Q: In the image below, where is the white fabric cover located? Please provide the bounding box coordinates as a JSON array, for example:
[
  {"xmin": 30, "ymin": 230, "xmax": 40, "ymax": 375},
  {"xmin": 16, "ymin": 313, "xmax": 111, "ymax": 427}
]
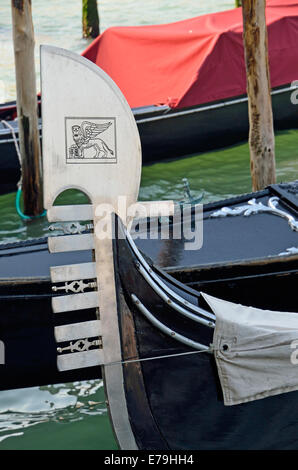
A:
[{"xmin": 202, "ymin": 292, "xmax": 298, "ymax": 406}]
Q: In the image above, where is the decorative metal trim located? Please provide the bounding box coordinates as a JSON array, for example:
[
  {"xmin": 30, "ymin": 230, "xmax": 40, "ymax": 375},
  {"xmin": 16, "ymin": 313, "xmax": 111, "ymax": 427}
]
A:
[
  {"xmin": 278, "ymin": 247, "xmax": 298, "ymax": 257},
  {"xmin": 125, "ymin": 228, "xmax": 216, "ymax": 321},
  {"xmin": 52, "ymin": 279, "xmax": 97, "ymax": 293},
  {"xmin": 131, "ymin": 294, "xmax": 210, "ymax": 352},
  {"xmin": 211, "ymin": 196, "xmax": 298, "ymax": 232},
  {"xmin": 49, "ymin": 221, "xmax": 93, "ymax": 234},
  {"xmin": 135, "ymin": 261, "xmax": 215, "ymax": 328},
  {"xmin": 57, "ymin": 338, "xmax": 100, "ymax": 354}
]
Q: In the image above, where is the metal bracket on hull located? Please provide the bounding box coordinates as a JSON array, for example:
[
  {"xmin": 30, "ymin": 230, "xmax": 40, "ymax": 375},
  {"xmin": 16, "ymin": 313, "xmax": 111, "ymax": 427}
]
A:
[
  {"xmin": 278, "ymin": 247, "xmax": 298, "ymax": 256},
  {"xmin": 131, "ymin": 294, "xmax": 211, "ymax": 351},
  {"xmin": 211, "ymin": 196, "xmax": 298, "ymax": 232},
  {"xmin": 125, "ymin": 227, "xmax": 216, "ymax": 324}
]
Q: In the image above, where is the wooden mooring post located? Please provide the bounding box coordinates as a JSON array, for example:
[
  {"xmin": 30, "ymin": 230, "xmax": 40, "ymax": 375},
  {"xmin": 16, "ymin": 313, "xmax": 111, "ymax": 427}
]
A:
[
  {"xmin": 242, "ymin": 0, "xmax": 276, "ymax": 191},
  {"xmin": 82, "ymin": 0, "xmax": 100, "ymax": 38},
  {"xmin": 11, "ymin": 0, "xmax": 43, "ymax": 217}
]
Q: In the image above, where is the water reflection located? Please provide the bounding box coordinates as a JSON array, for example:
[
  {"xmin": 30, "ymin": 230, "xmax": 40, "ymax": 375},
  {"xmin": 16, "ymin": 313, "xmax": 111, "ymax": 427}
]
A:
[{"xmin": 0, "ymin": 381, "xmax": 105, "ymax": 443}]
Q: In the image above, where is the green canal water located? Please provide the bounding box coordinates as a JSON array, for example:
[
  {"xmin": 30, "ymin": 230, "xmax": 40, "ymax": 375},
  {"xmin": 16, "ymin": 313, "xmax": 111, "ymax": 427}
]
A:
[
  {"xmin": 0, "ymin": 0, "xmax": 235, "ymax": 102},
  {"xmin": 0, "ymin": 130, "xmax": 297, "ymax": 449},
  {"xmin": 1, "ymin": 129, "xmax": 298, "ymax": 244}
]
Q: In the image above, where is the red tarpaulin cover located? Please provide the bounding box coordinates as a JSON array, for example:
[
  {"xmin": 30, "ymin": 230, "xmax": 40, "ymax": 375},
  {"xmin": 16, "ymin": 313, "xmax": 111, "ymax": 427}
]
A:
[{"xmin": 82, "ymin": 1, "xmax": 298, "ymax": 109}]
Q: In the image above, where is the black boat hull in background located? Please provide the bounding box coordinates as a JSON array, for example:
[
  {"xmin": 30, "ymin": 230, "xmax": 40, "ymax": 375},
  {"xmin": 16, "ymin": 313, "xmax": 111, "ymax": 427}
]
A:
[
  {"xmin": 0, "ymin": 277, "xmax": 102, "ymax": 390},
  {"xmin": 0, "ymin": 85, "xmax": 297, "ymax": 195}
]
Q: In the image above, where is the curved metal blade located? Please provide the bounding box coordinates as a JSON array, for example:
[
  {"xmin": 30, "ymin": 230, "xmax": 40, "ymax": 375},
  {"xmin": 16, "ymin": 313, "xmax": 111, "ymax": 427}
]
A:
[
  {"xmin": 41, "ymin": 45, "xmax": 141, "ymax": 449},
  {"xmin": 41, "ymin": 45, "xmax": 141, "ymax": 208}
]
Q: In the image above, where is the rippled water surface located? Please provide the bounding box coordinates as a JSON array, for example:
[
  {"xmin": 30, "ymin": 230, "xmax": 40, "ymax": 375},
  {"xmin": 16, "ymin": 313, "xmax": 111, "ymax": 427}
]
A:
[
  {"xmin": 0, "ymin": 381, "xmax": 117, "ymax": 449},
  {"xmin": 1, "ymin": 128, "xmax": 298, "ymax": 245},
  {"xmin": 0, "ymin": 0, "xmax": 234, "ymax": 102}
]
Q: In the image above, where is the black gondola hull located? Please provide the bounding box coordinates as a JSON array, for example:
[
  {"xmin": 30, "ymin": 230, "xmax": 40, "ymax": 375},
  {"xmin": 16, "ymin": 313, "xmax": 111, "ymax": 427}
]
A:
[
  {"xmin": 0, "ymin": 182, "xmax": 297, "ymax": 393},
  {"xmin": 111, "ymin": 215, "xmax": 298, "ymax": 450}
]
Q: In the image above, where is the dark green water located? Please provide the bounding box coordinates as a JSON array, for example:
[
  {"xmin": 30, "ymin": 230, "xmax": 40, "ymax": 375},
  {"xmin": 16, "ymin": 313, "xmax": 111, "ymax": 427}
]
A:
[
  {"xmin": 0, "ymin": 131, "xmax": 297, "ymax": 449},
  {"xmin": 1, "ymin": 129, "xmax": 298, "ymax": 245}
]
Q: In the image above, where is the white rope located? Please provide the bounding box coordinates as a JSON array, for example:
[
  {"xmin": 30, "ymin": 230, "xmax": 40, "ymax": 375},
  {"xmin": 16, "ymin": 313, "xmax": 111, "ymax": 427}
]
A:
[
  {"xmin": 104, "ymin": 345, "xmax": 214, "ymax": 367},
  {"xmin": 1, "ymin": 119, "xmax": 22, "ymax": 188}
]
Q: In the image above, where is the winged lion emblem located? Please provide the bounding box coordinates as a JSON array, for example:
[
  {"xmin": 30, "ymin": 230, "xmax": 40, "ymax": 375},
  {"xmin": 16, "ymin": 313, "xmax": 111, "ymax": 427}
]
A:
[{"xmin": 68, "ymin": 120, "xmax": 114, "ymax": 159}]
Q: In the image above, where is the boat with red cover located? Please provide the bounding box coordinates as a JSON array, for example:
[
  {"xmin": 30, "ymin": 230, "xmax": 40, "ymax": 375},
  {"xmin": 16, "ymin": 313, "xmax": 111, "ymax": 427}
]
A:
[{"xmin": 1, "ymin": 0, "xmax": 298, "ymax": 194}]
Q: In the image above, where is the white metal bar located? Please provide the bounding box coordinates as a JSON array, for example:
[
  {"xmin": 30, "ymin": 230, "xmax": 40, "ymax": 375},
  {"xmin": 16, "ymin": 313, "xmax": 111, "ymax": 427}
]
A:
[
  {"xmin": 50, "ymin": 262, "xmax": 96, "ymax": 283},
  {"xmin": 131, "ymin": 295, "xmax": 210, "ymax": 352},
  {"xmin": 47, "ymin": 204, "xmax": 93, "ymax": 222},
  {"xmin": 52, "ymin": 291, "xmax": 99, "ymax": 313},
  {"xmin": 48, "ymin": 233, "xmax": 94, "ymax": 253},
  {"xmin": 57, "ymin": 349, "xmax": 104, "ymax": 371},
  {"xmin": 54, "ymin": 319, "xmax": 101, "ymax": 342},
  {"xmin": 125, "ymin": 229, "xmax": 216, "ymax": 321},
  {"xmin": 137, "ymin": 263, "xmax": 214, "ymax": 328}
]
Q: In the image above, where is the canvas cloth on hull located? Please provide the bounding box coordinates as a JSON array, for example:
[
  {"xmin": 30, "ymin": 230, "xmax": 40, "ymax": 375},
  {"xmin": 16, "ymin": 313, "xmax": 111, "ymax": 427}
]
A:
[{"xmin": 202, "ymin": 293, "xmax": 298, "ymax": 406}]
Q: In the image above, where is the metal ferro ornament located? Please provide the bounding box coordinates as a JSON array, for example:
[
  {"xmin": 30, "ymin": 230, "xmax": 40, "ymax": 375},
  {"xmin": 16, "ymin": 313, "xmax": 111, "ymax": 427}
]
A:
[{"xmin": 211, "ymin": 197, "xmax": 298, "ymax": 232}]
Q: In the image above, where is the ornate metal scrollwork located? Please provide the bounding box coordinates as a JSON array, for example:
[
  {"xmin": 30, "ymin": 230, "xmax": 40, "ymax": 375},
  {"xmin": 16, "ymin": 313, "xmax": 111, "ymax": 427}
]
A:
[
  {"xmin": 278, "ymin": 247, "xmax": 298, "ymax": 257},
  {"xmin": 52, "ymin": 279, "xmax": 97, "ymax": 293},
  {"xmin": 57, "ymin": 338, "xmax": 100, "ymax": 354},
  {"xmin": 211, "ymin": 197, "xmax": 298, "ymax": 232},
  {"xmin": 48, "ymin": 221, "xmax": 94, "ymax": 234}
]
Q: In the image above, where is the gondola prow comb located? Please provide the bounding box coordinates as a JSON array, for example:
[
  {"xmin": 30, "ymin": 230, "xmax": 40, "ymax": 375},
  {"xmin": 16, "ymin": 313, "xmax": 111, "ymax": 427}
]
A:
[{"xmin": 41, "ymin": 45, "xmax": 142, "ymax": 449}]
